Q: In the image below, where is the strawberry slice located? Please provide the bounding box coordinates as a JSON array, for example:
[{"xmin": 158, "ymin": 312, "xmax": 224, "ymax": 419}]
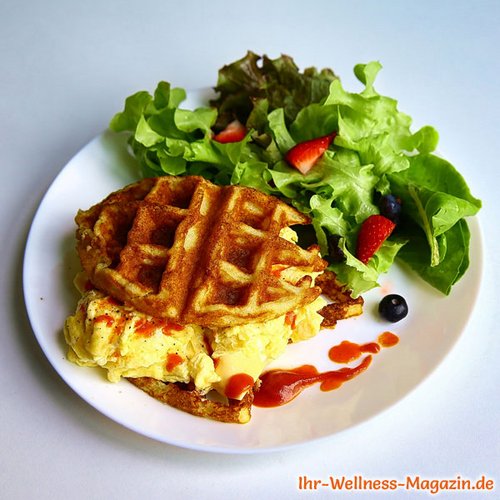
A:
[
  {"xmin": 285, "ymin": 132, "xmax": 336, "ymax": 174},
  {"xmin": 356, "ymin": 215, "xmax": 396, "ymax": 264},
  {"xmin": 213, "ymin": 120, "xmax": 247, "ymax": 143}
]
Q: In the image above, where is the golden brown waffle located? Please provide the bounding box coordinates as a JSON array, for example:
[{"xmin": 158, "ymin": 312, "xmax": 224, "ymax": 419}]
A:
[
  {"xmin": 316, "ymin": 271, "xmax": 364, "ymax": 328},
  {"xmin": 76, "ymin": 176, "xmax": 326, "ymax": 327},
  {"xmin": 128, "ymin": 378, "xmax": 253, "ymax": 424}
]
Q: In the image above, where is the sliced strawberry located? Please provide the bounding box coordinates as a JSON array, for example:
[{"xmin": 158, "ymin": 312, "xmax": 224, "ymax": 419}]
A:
[
  {"xmin": 213, "ymin": 120, "xmax": 247, "ymax": 143},
  {"xmin": 356, "ymin": 215, "xmax": 396, "ymax": 264},
  {"xmin": 285, "ymin": 132, "xmax": 336, "ymax": 174}
]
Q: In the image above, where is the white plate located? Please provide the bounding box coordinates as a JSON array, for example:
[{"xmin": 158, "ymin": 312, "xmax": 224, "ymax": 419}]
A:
[{"xmin": 23, "ymin": 91, "xmax": 483, "ymax": 453}]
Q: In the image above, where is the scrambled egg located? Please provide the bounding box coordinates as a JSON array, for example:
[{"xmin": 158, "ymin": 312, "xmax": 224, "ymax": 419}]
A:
[
  {"xmin": 64, "ymin": 291, "xmax": 326, "ymax": 399},
  {"xmin": 64, "ymin": 290, "xmax": 219, "ymax": 392},
  {"xmin": 64, "ymin": 228, "xmax": 326, "ymax": 399}
]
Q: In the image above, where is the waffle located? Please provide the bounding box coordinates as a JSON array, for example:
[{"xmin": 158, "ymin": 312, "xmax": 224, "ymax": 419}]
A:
[
  {"xmin": 316, "ymin": 271, "xmax": 364, "ymax": 328},
  {"xmin": 128, "ymin": 378, "xmax": 254, "ymax": 424},
  {"xmin": 75, "ymin": 176, "xmax": 326, "ymax": 327}
]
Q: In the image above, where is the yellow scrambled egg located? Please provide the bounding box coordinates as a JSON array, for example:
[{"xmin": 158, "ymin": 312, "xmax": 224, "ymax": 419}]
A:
[
  {"xmin": 64, "ymin": 291, "xmax": 325, "ymax": 399},
  {"xmin": 64, "ymin": 228, "xmax": 326, "ymax": 399},
  {"xmin": 64, "ymin": 290, "xmax": 219, "ymax": 391}
]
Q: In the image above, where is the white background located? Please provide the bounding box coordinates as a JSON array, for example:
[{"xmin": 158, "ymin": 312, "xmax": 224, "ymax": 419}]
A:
[{"xmin": 1, "ymin": 1, "xmax": 499, "ymax": 498}]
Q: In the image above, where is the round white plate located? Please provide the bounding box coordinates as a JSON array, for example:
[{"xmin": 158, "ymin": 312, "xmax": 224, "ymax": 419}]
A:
[{"xmin": 23, "ymin": 91, "xmax": 483, "ymax": 453}]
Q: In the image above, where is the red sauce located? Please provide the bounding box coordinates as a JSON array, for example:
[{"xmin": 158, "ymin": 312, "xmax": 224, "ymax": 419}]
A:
[
  {"xmin": 378, "ymin": 331, "xmax": 399, "ymax": 347},
  {"xmin": 163, "ymin": 322, "xmax": 184, "ymax": 335},
  {"xmin": 328, "ymin": 340, "xmax": 380, "ymax": 363},
  {"xmin": 285, "ymin": 311, "xmax": 297, "ymax": 329},
  {"xmin": 166, "ymin": 353, "xmax": 184, "ymax": 372},
  {"xmin": 225, "ymin": 373, "xmax": 254, "ymax": 399},
  {"xmin": 135, "ymin": 318, "xmax": 184, "ymax": 337},
  {"xmin": 94, "ymin": 314, "xmax": 115, "ymax": 327},
  {"xmin": 253, "ymin": 331, "xmax": 400, "ymax": 408},
  {"xmin": 254, "ymin": 356, "xmax": 372, "ymax": 408},
  {"xmin": 135, "ymin": 319, "xmax": 159, "ymax": 337}
]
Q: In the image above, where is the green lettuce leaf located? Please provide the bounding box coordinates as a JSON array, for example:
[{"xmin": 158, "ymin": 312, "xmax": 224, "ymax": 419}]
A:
[
  {"xmin": 397, "ymin": 219, "xmax": 471, "ymax": 294},
  {"xmin": 210, "ymin": 51, "xmax": 338, "ymax": 133},
  {"xmin": 389, "ymin": 154, "xmax": 481, "ymax": 267},
  {"xmin": 110, "ymin": 81, "xmax": 255, "ymax": 183},
  {"xmin": 329, "ymin": 238, "xmax": 407, "ymax": 297},
  {"xmin": 108, "ymin": 55, "xmax": 481, "ymax": 297}
]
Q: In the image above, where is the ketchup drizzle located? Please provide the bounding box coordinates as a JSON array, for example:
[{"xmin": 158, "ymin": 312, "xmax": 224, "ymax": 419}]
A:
[
  {"xmin": 378, "ymin": 331, "xmax": 399, "ymax": 348},
  {"xmin": 253, "ymin": 356, "xmax": 372, "ymax": 408},
  {"xmin": 135, "ymin": 318, "xmax": 184, "ymax": 337},
  {"xmin": 328, "ymin": 340, "xmax": 380, "ymax": 364},
  {"xmin": 225, "ymin": 373, "xmax": 254, "ymax": 399},
  {"xmin": 254, "ymin": 332, "xmax": 399, "ymax": 408}
]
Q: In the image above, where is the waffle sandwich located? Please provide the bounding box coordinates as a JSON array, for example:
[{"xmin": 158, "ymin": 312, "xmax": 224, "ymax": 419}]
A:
[
  {"xmin": 65, "ymin": 175, "xmax": 362, "ymax": 423},
  {"xmin": 75, "ymin": 175, "xmax": 326, "ymax": 327}
]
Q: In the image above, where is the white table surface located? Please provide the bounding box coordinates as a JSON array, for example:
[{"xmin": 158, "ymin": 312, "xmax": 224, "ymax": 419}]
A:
[{"xmin": 1, "ymin": 1, "xmax": 499, "ymax": 498}]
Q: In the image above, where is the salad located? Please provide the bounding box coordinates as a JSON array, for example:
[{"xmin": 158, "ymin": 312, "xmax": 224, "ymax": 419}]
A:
[{"xmin": 109, "ymin": 51, "xmax": 481, "ymax": 297}]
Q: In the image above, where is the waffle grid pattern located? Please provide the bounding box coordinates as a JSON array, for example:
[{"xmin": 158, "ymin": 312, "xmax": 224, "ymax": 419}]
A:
[{"xmin": 76, "ymin": 176, "xmax": 326, "ymax": 326}]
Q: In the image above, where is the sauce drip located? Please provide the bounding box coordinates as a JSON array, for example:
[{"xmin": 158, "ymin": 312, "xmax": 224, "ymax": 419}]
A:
[
  {"xmin": 254, "ymin": 331, "xmax": 400, "ymax": 408},
  {"xmin": 285, "ymin": 311, "xmax": 297, "ymax": 329},
  {"xmin": 94, "ymin": 314, "xmax": 115, "ymax": 327},
  {"xmin": 135, "ymin": 318, "xmax": 184, "ymax": 337},
  {"xmin": 253, "ymin": 356, "xmax": 372, "ymax": 408},
  {"xmin": 378, "ymin": 331, "xmax": 399, "ymax": 347},
  {"xmin": 166, "ymin": 353, "xmax": 184, "ymax": 372},
  {"xmin": 328, "ymin": 340, "xmax": 380, "ymax": 363},
  {"xmin": 225, "ymin": 373, "xmax": 254, "ymax": 399}
]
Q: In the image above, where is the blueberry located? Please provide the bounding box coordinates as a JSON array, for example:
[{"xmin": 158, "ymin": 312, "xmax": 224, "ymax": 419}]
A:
[
  {"xmin": 378, "ymin": 194, "xmax": 402, "ymax": 224},
  {"xmin": 327, "ymin": 234, "xmax": 346, "ymax": 263},
  {"xmin": 378, "ymin": 294, "xmax": 408, "ymax": 322}
]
